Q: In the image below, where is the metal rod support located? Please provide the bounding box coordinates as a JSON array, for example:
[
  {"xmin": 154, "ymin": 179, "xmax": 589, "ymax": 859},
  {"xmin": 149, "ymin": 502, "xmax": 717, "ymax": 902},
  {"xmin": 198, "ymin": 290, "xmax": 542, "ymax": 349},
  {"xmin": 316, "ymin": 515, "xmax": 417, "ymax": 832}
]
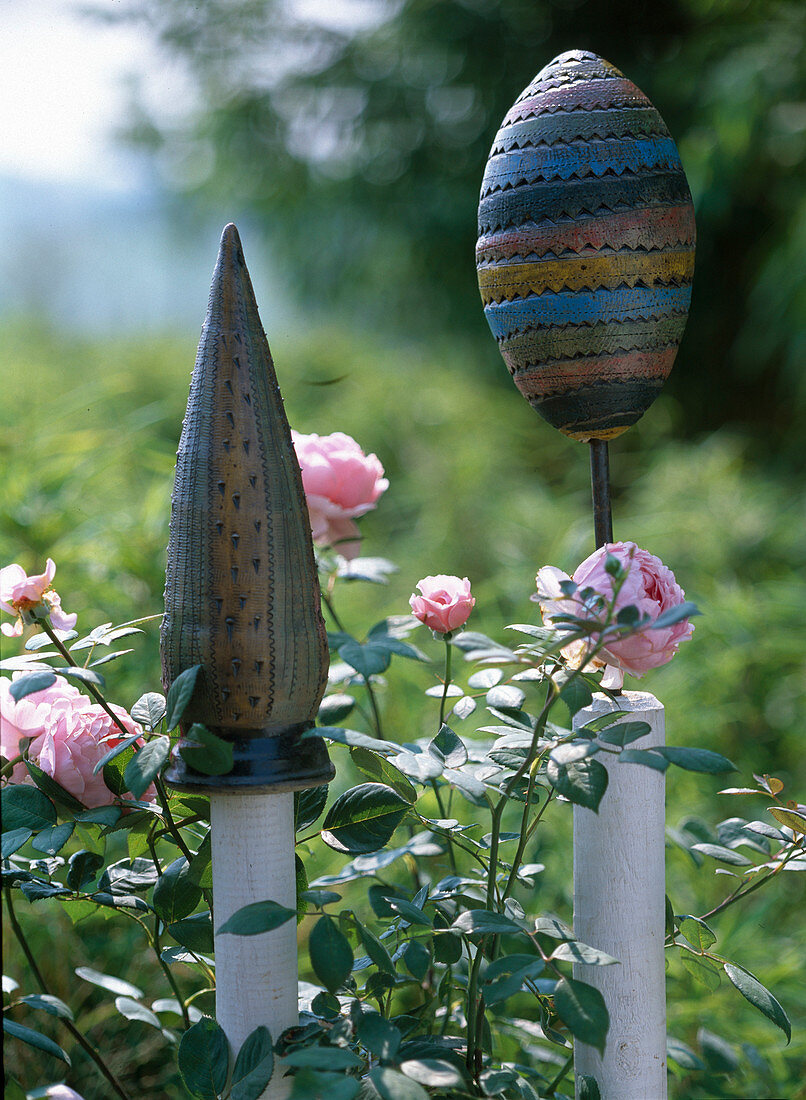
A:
[{"xmin": 589, "ymin": 440, "xmax": 614, "ymax": 548}]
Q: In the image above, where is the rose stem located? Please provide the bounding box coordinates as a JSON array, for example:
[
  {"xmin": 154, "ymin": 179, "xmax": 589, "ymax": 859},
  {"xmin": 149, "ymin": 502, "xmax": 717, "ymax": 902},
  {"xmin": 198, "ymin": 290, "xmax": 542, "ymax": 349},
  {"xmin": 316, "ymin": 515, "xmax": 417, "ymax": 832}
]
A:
[{"xmin": 4, "ymin": 886, "xmax": 133, "ymax": 1100}]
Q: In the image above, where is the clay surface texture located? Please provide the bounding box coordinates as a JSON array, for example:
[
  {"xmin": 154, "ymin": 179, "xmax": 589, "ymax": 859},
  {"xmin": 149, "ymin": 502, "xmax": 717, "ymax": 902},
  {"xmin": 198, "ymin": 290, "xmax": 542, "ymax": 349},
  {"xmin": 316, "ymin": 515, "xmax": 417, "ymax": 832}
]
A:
[
  {"xmin": 161, "ymin": 224, "xmax": 332, "ymax": 788},
  {"xmin": 477, "ymin": 50, "xmax": 695, "ymax": 441}
]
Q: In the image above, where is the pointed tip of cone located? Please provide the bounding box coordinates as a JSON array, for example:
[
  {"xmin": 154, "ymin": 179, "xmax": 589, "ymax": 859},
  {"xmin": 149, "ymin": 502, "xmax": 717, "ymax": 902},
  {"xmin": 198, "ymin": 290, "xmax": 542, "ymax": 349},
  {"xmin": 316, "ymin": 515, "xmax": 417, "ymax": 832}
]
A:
[
  {"xmin": 220, "ymin": 222, "xmax": 241, "ymax": 244},
  {"xmin": 217, "ymin": 223, "xmax": 244, "ymax": 266}
]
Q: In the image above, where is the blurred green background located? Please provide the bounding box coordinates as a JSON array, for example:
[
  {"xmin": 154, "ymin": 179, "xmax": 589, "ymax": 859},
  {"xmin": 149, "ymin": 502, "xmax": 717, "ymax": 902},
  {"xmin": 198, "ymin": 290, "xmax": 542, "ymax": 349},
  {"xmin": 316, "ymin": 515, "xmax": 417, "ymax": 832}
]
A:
[{"xmin": 2, "ymin": 0, "xmax": 805, "ymax": 1097}]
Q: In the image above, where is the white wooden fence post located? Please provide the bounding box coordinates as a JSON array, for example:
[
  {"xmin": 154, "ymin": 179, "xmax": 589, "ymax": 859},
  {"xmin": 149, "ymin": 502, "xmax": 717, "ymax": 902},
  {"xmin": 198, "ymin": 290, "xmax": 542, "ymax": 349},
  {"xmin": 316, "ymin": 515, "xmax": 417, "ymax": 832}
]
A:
[
  {"xmin": 210, "ymin": 791, "xmax": 297, "ymax": 1099},
  {"xmin": 572, "ymin": 690, "xmax": 667, "ymax": 1099}
]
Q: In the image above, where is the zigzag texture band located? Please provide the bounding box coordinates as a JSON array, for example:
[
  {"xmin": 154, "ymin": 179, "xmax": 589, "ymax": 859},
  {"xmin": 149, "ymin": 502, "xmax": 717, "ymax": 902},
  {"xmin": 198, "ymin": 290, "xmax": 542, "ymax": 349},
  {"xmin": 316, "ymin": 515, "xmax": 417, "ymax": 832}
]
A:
[{"xmin": 477, "ymin": 50, "xmax": 696, "ymax": 441}]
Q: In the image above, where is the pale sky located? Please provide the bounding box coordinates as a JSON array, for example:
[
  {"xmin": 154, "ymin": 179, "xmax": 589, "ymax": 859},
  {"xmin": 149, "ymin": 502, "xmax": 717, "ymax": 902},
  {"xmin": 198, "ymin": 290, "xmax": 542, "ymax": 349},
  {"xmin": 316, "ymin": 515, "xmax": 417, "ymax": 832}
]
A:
[
  {"xmin": 1, "ymin": 0, "xmax": 384, "ymax": 191},
  {"xmin": 0, "ymin": 0, "xmax": 180, "ymax": 190}
]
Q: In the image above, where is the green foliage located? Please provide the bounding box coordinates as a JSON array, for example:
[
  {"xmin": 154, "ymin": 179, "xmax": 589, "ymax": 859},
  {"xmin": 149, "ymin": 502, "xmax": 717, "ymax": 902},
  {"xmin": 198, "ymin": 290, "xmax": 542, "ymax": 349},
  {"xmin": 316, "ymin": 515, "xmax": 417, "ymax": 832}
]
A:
[
  {"xmin": 1, "ymin": 325, "xmax": 805, "ymax": 1098},
  {"xmin": 124, "ymin": 735, "xmax": 170, "ymax": 798},
  {"xmin": 320, "ymin": 783, "xmax": 411, "ymax": 853},
  {"xmin": 230, "ymin": 1025, "xmax": 275, "ymax": 1100},
  {"xmin": 109, "ymin": 1, "xmax": 806, "ymax": 460},
  {"xmin": 218, "ymin": 900, "xmax": 297, "ymax": 937},
  {"xmin": 177, "ymin": 1017, "xmax": 230, "ymax": 1099},
  {"xmin": 179, "ymin": 724, "xmax": 234, "ymax": 777},
  {"xmin": 165, "ymin": 665, "xmax": 202, "ymax": 731},
  {"xmin": 309, "ymin": 915, "xmax": 354, "ymax": 993}
]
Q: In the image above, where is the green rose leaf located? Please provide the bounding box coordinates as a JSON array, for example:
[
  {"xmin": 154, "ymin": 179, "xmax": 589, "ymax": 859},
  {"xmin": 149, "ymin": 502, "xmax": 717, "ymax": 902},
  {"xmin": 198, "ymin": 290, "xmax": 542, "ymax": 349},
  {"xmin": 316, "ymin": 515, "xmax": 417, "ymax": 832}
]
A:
[
  {"xmin": 59, "ymin": 666, "xmax": 105, "ymax": 688},
  {"xmin": 169, "ymin": 911, "xmax": 214, "ymax": 953},
  {"xmin": 124, "ymin": 735, "xmax": 170, "ymax": 799},
  {"xmin": 3, "ymin": 1017, "xmax": 71, "ymax": 1064},
  {"xmin": 357, "ymin": 1012, "xmax": 402, "ymax": 1060},
  {"xmin": 387, "ymin": 897, "xmax": 433, "ymax": 927},
  {"xmin": 428, "ymin": 724, "xmax": 468, "ymax": 768},
  {"xmin": 551, "ymin": 941, "xmax": 619, "ymax": 966},
  {"xmin": 24, "ymin": 760, "xmax": 85, "ymax": 812},
  {"xmin": 152, "ymin": 857, "xmax": 203, "ymax": 923},
  {"xmin": 2, "ymin": 785, "xmax": 57, "ymax": 833},
  {"xmin": 650, "ymin": 602, "xmax": 700, "ymax": 630},
  {"xmin": 356, "ymin": 918, "xmax": 397, "ymax": 976},
  {"xmin": 400, "ymin": 1059, "xmax": 464, "ymax": 1088},
  {"xmin": 369, "ymin": 1066, "xmax": 430, "ymax": 1100},
  {"xmin": 658, "ymin": 746, "xmax": 736, "ymax": 773},
  {"xmin": 295, "ymin": 784, "xmax": 329, "ymax": 831},
  {"xmin": 92, "ymin": 733, "xmax": 142, "ymax": 775},
  {"xmin": 338, "ymin": 640, "xmax": 391, "ymax": 678},
  {"xmin": 303, "ymin": 725, "xmax": 394, "ymax": 755},
  {"xmin": 179, "ymin": 724, "xmax": 234, "ymax": 776},
  {"xmin": 8, "ymin": 671, "xmax": 56, "ymax": 702},
  {"xmin": 680, "ymin": 950, "xmax": 721, "ymax": 990},
  {"xmin": 666, "ymin": 1035, "xmax": 705, "ymax": 1071},
  {"xmin": 317, "ymin": 693, "xmax": 356, "ymax": 724},
  {"xmin": 402, "ymin": 940, "xmax": 431, "ymax": 981},
  {"xmin": 131, "ymin": 691, "xmax": 167, "ymax": 729},
  {"xmin": 553, "ymin": 977, "xmax": 609, "ymax": 1053},
  {"xmin": 67, "ymin": 850, "xmax": 105, "ymax": 891},
  {"xmin": 218, "ymin": 900, "xmax": 297, "ymax": 936},
  {"xmin": 103, "ymin": 743, "xmax": 139, "ymax": 796},
  {"xmin": 75, "ymin": 966, "xmax": 144, "ymax": 999},
  {"xmin": 578, "ymin": 1074, "xmax": 602, "ymax": 1100},
  {"xmin": 451, "ymin": 909, "xmax": 523, "ymax": 936},
  {"xmin": 618, "ymin": 749, "xmax": 669, "ymax": 771},
  {"xmin": 284, "ymin": 1047, "xmax": 362, "ymax": 1070},
  {"xmin": 115, "ymin": 996, "xmax": 163, "ymax": 1029},
  {"xmin": 31, "ymin": 821, "xmax": 75, "ymax": 855},
  {"xmin": 19, "ymin": 993, "xmax": 74, "ymax": 1020},
  {"xmin": 547, "ymin": 757, "xmax": 608, "ymax": 811},
  {"xmin": 560, "ymin": 677, "xmax": 593, "ymax": 717},
  {"xmin": 1, "ymin": 828, "xmax": 32, "ymax": 857},
  {"xmin": 350, "ymin": 747, "xmax": 417, "ymax": 802},
  {"xmin": 177, "ymin": 1016, "xmax": 230, "ymax": 1099},
  {"xmin": 595, "ymin": 721, "xmax": 651, "ymax": 747},
  {"xmin": 231, "ymin": 1025, "xmax": 275, "ymax": 1100},
  {"xmin": 165, "ymin": 665, "xmax": 203, "ymax": 731},
  {"xmin": 187, "ymin": 834, "xmax": 212, "ymax": 889},
  {"xmin": 321, "ymin": 783, "xmax": 410, "ymax": 854},
  {"xmin": 723, "ymin": 962, "xmax": 791, "ymax": 1042},
  {"xmin": 689, "ymin": 843, "xmax": 752, "ymax": 866},
  {"xmin": 309, "ymin": 915, "xmax": 354, "ymax": 993},
  {"xmin": 678, "ymin": 915, "xmax": 717, "ymax": 952}
]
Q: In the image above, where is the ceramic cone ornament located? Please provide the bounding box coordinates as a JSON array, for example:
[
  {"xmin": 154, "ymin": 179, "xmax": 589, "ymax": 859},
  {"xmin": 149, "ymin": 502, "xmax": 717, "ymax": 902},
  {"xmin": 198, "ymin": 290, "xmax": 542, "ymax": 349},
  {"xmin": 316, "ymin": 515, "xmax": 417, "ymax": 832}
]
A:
[
  {"xmin": 162, "ymin": 223, "xmax": 333, "ymax": 791},
  {"xmin": 477, "ymin": 49, "xmax": 695, "ymax": 442}
]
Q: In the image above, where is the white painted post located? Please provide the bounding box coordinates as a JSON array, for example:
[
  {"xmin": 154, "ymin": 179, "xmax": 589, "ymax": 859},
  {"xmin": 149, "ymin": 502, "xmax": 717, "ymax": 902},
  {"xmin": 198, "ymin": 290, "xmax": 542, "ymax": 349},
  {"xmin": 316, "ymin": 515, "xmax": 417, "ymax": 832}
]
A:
[
  {"xmin": 572, "ymin": 691, "xmax": 667, "ymax": 1100},
  {"xmin": 211, "ymin": 791, "xmax": 296, "ymax": 1100}
]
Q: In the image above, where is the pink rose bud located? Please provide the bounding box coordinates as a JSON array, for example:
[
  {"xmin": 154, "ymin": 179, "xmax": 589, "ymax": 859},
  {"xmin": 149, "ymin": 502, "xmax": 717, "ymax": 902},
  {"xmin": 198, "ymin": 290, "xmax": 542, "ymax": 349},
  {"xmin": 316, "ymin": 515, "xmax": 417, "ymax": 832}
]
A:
[
  {"xmin": 0, "ymin": 558, "xmax": 77, "ymax": 637},
  {"xmin": 291, "ymin": 430, "xmax": 388, "ymax": 560},
  {"xmin": 410, "ymin": 575, "xmax": 476, "ymax": 634},
  {"xmin": 535, "ymin": 541, "xmax": 694, "ymax": 678}
]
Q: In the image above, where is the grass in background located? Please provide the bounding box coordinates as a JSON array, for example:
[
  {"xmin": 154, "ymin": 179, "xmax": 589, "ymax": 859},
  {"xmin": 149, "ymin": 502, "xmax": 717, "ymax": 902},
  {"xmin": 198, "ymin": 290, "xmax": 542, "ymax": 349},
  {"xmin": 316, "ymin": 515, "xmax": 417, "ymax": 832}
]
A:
[{"xmin": 2, "ymin": 319, "xmax": 805, "ymax": 1098}]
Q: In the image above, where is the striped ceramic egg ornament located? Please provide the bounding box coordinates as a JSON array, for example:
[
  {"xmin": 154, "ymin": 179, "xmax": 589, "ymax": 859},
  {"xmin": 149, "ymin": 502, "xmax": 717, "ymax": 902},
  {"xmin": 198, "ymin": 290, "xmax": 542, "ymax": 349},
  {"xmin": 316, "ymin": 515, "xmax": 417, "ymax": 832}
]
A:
[{"xmin": 477, "ymin": 49, "xmax": 695, "ymax": 442}]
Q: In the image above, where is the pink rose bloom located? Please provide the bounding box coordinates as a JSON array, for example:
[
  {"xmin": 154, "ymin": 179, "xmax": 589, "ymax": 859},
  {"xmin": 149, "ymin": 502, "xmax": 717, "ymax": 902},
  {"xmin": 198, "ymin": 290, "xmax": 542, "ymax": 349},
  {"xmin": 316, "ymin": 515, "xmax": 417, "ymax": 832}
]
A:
[
  {"xmin": 292, "ymin": 431, "xmax": 388, "ymax": 560},
  {"xmin": 410, "ymin": 575, "xmax": 475, "ymax": 634},
  {"xmin": 0, "ymin": 558, "xmax": 77, "ymax": 637},
  {"xmin": 1, "ymin": 676, "xmax": 83, "ymax": 781},
  {"xmin": 1, "ymin": 674, "xmax": 152, "ymax": 807},
  {"xmin": 535, "ymin": 541, "xmax": 693, "ymax": 679},
  {"xmin": 44, "ymin": 1087, "xmax": 86, "ymax": 1100},
  {"xmin": 37, "ymin": 699, "xmax": 149, "ymax": 808}
]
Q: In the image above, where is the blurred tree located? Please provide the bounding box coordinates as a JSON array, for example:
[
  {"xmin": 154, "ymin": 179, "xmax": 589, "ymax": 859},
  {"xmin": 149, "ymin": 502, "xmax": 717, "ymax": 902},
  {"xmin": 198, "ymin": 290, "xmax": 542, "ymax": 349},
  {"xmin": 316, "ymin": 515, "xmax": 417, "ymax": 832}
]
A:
[{"xmin": 107, "ymin": 0, "xmax": 805, "ymax": 454}]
